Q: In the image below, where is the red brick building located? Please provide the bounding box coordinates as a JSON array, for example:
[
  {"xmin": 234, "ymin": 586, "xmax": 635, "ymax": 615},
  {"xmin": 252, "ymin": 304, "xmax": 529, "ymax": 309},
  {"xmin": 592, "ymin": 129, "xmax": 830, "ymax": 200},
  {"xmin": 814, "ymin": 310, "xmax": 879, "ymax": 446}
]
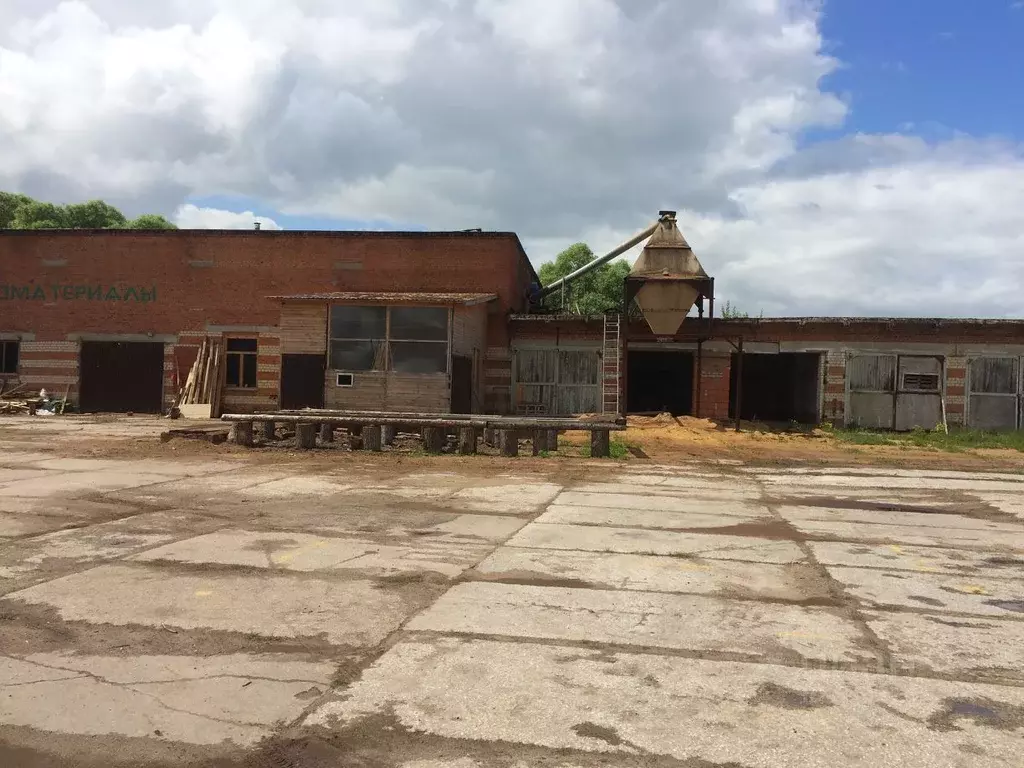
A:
[{"xmin": 2, "ymin": 228, "xmax": 1023, "ymax": 430}]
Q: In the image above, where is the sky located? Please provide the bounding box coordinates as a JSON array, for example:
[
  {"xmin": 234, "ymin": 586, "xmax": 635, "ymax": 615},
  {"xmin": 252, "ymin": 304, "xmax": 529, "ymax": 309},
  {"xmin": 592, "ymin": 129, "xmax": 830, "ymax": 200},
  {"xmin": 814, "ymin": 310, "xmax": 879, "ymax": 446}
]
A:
[{"xmin": 1, "ymin": 0, "xmax": 1022, "ymax": 318}]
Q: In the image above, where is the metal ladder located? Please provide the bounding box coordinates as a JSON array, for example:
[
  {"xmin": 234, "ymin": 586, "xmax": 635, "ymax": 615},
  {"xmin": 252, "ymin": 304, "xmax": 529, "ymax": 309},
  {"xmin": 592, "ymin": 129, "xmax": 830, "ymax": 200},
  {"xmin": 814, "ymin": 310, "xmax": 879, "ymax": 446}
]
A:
[{"xmin": 602, "ymin": 313, "xmax": 622, "ymax": 415}]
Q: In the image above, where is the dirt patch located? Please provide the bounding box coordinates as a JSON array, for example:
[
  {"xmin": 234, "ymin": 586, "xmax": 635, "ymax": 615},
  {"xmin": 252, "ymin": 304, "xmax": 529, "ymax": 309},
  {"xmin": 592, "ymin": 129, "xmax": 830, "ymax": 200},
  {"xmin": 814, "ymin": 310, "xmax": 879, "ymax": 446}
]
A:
[
  {"xmin": 927, "ymin": 697, "xmax": 1024, "ymax": 733},
  {"xmin": 984, "ymin": 599, "xmax": 1024, "ymax": 614},
  {"xmin": 748, "ymin": 682, "xmax": 834, "ymax": 710},
  {"xmin": 572, "ymin": 721, "xmax": 626, "ymax": 746},
  {"xmin": 678, "ymin": 518, "xmax": 804, "ymax": 542},
  {"xmin": 242, "ymin": 711, "xmax": 737, "ymax": 768},
  {"xmin": 907, "ymin": 596, "xmax": 946, "ymax": 607},
  {"xmin": 0, "ymin": 600, "xmax": 346, "ymax": 661},
  {"xmin": 922, "ymin": 616, "xmax": 995, "ymax": 629},
  {"xmin": 466, "ymin": 569, "xmax": 594, "ymax": 590}
]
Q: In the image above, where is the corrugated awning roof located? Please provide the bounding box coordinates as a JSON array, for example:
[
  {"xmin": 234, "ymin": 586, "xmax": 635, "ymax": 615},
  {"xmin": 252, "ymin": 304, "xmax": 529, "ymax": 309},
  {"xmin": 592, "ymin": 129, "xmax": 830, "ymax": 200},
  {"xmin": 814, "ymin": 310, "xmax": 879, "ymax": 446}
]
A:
[{"xmin": 270, "ymin": 291, "xmax": 498, "ymax": 306}]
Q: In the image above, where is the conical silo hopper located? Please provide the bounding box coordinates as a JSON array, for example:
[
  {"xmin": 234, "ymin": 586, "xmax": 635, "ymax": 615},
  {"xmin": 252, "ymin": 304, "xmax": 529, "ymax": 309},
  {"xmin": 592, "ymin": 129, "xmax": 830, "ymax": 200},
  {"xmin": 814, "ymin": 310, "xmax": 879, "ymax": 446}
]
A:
[{"xmin": 629, "ymin": 212, "xmax": 710, "ymax": 337}]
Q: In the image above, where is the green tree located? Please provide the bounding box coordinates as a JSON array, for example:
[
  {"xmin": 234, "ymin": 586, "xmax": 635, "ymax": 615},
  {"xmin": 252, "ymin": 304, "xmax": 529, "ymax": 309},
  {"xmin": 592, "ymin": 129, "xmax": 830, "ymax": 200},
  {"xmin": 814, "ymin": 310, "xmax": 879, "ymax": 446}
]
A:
[
  {"xmin": 538, "ymin": 243, "xmax": 631, "ymax": 315},
  {"xmin": 10, "ymin": 201, "xmax": 69, "ymax": 229},
  {"xmin": 64, "ymin": 200, "xmax": 128, "ymax": 229},
  {"xmin": 127, "ymin": 214, "xmax": 178, "ymax": 230},
  {"xmin": 720, "ymin": 301, "xmax": 749, "ymax": 319},
  {"xmin": 0, "ymin": 191, "xmax": 177, "ymax": 230},
  {"xmin": 0, "ymin": 192, "xmax": 34, "ymax": 228}
]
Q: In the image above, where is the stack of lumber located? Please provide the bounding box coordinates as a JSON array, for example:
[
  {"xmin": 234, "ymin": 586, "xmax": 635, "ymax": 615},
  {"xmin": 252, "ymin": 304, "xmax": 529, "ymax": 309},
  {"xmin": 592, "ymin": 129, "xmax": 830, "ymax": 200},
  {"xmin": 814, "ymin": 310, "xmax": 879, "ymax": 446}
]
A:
[
  {"xmin": 0, "ymin": 383, "xmax": 34, "ymax": 414},
  {"xmin": 175, "ymin": 338, "xmax": 226, "ymax": 419}
]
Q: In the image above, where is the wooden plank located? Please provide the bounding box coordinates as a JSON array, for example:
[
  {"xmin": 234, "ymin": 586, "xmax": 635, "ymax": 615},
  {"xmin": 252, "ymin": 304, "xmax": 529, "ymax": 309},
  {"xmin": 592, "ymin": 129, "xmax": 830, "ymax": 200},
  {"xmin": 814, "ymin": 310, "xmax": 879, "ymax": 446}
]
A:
[
  {"xmin": 221, "ymin": 414, "xmax": 625, "ymax": 431},
  {"xmin": 280, "ymin": 304, "xmax": 328, "ymax": 354}
]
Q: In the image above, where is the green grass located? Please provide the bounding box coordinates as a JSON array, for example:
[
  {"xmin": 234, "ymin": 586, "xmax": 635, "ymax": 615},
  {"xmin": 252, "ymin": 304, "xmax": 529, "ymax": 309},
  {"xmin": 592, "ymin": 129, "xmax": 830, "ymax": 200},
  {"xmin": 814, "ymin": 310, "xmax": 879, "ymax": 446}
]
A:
[
  {"xmin": 579, "ymin": 439, "xmax": 632, "ymax": 459},
  {"xmin": 823, "ymin": 424, "xmax": 1024, "ymax": 453}
]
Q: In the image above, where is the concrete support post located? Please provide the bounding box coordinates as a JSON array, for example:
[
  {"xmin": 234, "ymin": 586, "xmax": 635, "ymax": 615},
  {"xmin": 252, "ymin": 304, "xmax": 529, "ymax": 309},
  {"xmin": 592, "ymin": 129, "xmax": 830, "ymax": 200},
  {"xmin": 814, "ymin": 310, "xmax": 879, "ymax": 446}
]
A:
[
  {"xmin": 382, "ymin": 425, "xmax": 397, "ymax": 446},
  {"xmin": 423, "ymin": 426, "xmax": 445, "ymax": 454},
  {"xmin": 233, "ymin": 421, "xmax": 254, "ymax": 447},
  {"xmin": 296, "ymin": 423, "xmax": 316, "ymax": 450},
  {"xmin": 591, "ymin": 429, "xmax": 610, "ymax": 458},
  {"xmin": 499, "ymin": 430, "xmax": 519, "ymax": 457},
  {"xmin": 261, "ymin": 421, "xmax": 276, "ymax": 441},
  {"xmin": 546, "ymin": 429, "xmax": 559, "ymax": 451},
  {"xmin": 483, "ymin": 428, "xmax": 496, "ymax": 448},
  {"xmin": 458, "ymin": 426, "xmax": 478, "ymax": 455},
  {"xmin": 532, "ymin": 428, "xmax": 546, "ymax": 456},
  {"xmin": 363, "ymin": 425, "xmax": 383, "ymax": 452},
  {"xmin": 320, "ymin": 423, "xmax": 334, "ymax": 444}
]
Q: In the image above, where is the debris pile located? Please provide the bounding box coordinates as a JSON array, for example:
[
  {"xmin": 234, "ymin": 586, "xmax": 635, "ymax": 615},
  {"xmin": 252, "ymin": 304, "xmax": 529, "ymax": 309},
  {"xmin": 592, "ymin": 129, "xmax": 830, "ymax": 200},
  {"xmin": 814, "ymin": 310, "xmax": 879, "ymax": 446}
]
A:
[{"xmin": 0, "ymin": 384, "xmax": 71, "ymax": 415}]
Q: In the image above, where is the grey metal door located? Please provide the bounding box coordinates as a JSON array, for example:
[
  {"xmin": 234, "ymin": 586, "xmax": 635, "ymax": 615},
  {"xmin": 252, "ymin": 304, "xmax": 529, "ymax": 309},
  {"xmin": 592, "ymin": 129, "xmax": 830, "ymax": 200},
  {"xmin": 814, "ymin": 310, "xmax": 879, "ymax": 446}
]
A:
[{"xmin": 968, "ymin": 357, "xmax": 1021, "ymax": 430}]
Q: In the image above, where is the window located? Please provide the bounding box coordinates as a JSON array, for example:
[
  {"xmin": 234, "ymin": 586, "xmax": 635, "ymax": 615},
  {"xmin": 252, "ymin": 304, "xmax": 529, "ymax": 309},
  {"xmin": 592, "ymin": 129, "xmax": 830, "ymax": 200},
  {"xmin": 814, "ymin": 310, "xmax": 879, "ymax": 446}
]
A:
[
  {"xmin": 225, "ymin": 338, "xmax": 257, "ymax": 388},
  {"xmin": 0, "ymin": 341, "xmax": 18, "ymax": 375},
  {"xmin": 388, "ymin": 307, "xmax": 449, "ymax": 374},
  {"xmin": 329, "ymin": 306, "xmax": 387, "ymax": 371},
  {"xmin": 329, "ymin": 305, "xmax": 450, "ymax": 374}
]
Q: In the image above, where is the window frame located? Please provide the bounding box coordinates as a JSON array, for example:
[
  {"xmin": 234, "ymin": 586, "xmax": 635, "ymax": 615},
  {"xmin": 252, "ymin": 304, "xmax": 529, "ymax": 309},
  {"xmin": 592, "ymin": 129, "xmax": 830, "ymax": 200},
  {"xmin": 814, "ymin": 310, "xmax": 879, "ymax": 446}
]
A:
[
  {"xmin": 224, "ymin": 337, "xmax": 258, "ymax": 389},
  {"xmin": 0, "ymin": 340, "xmax": 19, "ymax": 376},
  {"xmin": 328, "ymin": 305, "xmax": 451, "ymax": 375}
]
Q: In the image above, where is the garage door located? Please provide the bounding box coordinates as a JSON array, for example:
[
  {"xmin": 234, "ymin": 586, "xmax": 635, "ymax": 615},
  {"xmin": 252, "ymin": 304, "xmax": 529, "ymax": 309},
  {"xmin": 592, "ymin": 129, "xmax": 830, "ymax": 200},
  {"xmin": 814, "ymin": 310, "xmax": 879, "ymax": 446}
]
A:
[{"xmin": 79, "ymin": 341, "xmax": 165, "ymax": 413}]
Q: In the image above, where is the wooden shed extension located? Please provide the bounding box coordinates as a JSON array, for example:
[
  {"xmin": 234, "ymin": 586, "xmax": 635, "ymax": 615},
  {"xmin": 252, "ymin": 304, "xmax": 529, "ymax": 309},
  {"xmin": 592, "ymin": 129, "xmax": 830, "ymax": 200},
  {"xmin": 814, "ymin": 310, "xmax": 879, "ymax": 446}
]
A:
[{"xmin": 272, "ymin": 292, "xmax": 496, "ymax": 414}]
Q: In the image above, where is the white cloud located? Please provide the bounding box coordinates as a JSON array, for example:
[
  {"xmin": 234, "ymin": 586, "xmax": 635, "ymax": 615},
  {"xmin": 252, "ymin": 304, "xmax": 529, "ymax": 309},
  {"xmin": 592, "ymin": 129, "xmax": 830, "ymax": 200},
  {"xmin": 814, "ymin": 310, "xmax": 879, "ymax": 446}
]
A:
[
  {"xmin": 0, "ymin": 1, "xmax": 1021, "ymax": 316},
  {"xmin": 173, "ymin": 204, "xmax": 280, "ymax": 230}
]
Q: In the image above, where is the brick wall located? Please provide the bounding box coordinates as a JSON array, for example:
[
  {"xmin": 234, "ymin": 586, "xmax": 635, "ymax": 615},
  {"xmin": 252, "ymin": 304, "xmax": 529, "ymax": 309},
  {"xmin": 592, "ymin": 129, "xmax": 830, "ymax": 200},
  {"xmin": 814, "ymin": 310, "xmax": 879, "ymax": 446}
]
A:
[
  {"xmin": 945, "ymin": 356, "xmax": 967, "ymax": 426},
  {"xmin": 1, "ymin": 230, "xmax": 534, "ymax": 411},
  {"xmin": 0, "ymin": 230, "xmax": 532, "ymax": 341},
  {"xmin": 15, "ymin": 341, "xmax": 79, "ymax": 400},
  {"xmin": 823, "ymin": 350, "xmax": 846, "ymax": 425},
  {"xmin": 695, "ymin": 355, "xmax": 731, "ymax": 419}
]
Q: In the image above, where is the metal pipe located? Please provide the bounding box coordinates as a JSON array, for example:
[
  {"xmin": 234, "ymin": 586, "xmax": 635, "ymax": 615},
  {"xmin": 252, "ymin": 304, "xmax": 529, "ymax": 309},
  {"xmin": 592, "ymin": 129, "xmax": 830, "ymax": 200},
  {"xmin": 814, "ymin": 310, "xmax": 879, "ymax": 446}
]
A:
[{"xmin": 535, "ymin": 217, "xmax": 663, "ymax": 300}]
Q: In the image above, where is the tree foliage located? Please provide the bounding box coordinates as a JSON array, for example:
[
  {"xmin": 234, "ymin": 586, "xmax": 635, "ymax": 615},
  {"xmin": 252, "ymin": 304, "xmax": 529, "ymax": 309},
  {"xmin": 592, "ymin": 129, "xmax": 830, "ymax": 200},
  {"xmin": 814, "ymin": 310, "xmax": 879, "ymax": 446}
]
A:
[
  {"xmin": 538, "ymin": 243, "xmax": 631, "ymax": 315},
  {"xmin": 0, "ymin": 192, "xmax": 177, "ymax": 230}
]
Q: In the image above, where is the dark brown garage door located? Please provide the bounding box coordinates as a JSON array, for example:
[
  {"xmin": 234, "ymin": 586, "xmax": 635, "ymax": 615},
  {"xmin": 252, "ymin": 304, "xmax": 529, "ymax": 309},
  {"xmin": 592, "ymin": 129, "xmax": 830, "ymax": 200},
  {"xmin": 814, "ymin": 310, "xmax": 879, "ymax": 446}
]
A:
[{"xmin": 79, "ymin": 341, "xmax": 165, "ymax": 413}]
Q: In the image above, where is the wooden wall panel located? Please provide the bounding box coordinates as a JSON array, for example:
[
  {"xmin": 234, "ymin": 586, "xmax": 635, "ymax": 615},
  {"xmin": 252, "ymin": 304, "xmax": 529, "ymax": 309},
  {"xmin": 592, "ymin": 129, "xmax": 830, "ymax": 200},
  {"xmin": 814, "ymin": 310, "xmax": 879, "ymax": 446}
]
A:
[{"xmin": 280, "ymin": 304, "xmax": 327, "ymax": 354}]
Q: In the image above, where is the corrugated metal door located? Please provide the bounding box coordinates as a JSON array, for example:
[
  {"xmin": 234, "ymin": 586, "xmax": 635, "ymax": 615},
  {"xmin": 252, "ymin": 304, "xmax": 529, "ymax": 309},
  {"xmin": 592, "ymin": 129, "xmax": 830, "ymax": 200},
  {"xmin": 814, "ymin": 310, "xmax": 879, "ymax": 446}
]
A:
[
  {"xmin": 968, "ymin": 357, "xmax": 1021, "ymax": 430},
  {"xmin": 895, "ymin": 356, "xmax": 943, "ymax": 431},
  {"xmin": 847, "ymin": 354, "xmax": 896, "ymax": 429},
  {"xmin": 847, "ymin": 354, "xmax": 944, "ymax": 431},
  {"xmin": 514, "ymin": 349, "xmax": 600, "ymax": 415}
]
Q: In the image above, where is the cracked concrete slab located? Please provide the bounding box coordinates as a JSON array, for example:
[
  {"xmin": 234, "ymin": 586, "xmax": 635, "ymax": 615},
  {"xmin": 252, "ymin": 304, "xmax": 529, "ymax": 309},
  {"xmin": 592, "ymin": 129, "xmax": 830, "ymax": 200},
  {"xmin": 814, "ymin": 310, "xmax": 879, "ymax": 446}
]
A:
[
  {"xmin": 407, "ymin": 582, "xmax": 870, "ymax": 662},
  {"xmin": 825, "ymin": 565, "xmax": 1024, "ymax": 617},
  {"xmin": 865, "ymin": 611, "xmax": 1024, "ymax": 682},
  {"xmin": 0, "ymin": 471, "xmax": 176, "ymax": 499},
  {"xmin": 507, "ymin": 523, "xmax": 807, "ymax": 563},
  {"xmin": 418, "ymin": 514, "xmax": 528, "ymax": 542},
  {"xmin": 790, "ymin": 518, "xmax": 1024, "ymax": 550},
  {"xmin": 810, "ymin": 541, "xmax": 1024, "ymax": 577},
  {"xmin": 535, "ymin": 502, "xmax": 771, "ymax": 530},
  {"xmin": 239, "ymin": 477, "xmax": 353, "ymax": 498},
  {"xmin": 0, "ymin": 512, "xmax": 208, "ymax": 593},
  {"xmin": 474, "ymin": 548, "xmax": 831, "ymax": 602},
  {"xmin": 561, "ymin": 486, "xmax": 760, "ymax": 503},
  {"xmin": 307, "ymin": 637, "xmax": 1024, "ymax": 767},
  {"xmin": 448, "ymin": 483, "xmax": 563, "ymax": 514},
  {"xmin": 5, "ymin": 563, "xmax": 410, "ymax": 646},
  {"xmin": 0, "ymin": 652, "xmax": 333, "ymax": 745},
  {"xmin": 131, "ymin": 529, "xmax": 489, "ymax": 578},
  {"xmin": 0, "ymin": 468, "xmax": 52, "ymax": 485},
  {"xmin": 759, "ymin": 473, "xmax": 1024, "ymax": 492},
  {"xmin": 778, "ymin": 504, "xmax": 1024, "ymax": 532}
]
